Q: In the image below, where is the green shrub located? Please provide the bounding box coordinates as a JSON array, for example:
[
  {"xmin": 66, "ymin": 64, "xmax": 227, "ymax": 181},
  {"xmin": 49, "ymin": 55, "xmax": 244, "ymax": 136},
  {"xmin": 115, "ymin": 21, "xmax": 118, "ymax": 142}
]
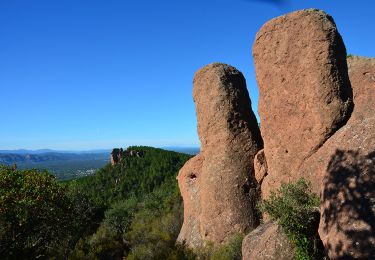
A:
[
  {"xmin": 211, "ymin": 233, "xmax": 244, "ymax": 260},
  {"xmin": 259, "ymin": 178, "xmax": 325, "ymax": 260},
  {"xmin": 0, "ymin": 165, "xmax": 76, "ymax": 259}
]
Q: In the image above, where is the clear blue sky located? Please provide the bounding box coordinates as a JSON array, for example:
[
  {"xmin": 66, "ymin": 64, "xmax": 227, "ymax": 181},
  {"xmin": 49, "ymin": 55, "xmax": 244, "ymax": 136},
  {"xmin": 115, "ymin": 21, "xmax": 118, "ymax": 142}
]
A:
[{"xmin": 0, "ymin": 0, "xmax": 374, "ymax": 150}]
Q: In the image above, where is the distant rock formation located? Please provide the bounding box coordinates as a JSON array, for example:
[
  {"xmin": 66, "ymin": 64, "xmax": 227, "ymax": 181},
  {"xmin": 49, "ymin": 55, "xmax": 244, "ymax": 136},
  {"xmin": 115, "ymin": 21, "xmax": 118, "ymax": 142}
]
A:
[
  {"xmin": 177, "ymin": 63, "xmax": 263, "ymax": 247},
  {"xmin": 111, "ymin": 148, "xmax": 146, "ymax": 166},
  {"xmin": 242, "ymin": 222, "xmax": 295, "ymax": 260},
  {"xmin": 111, "ymin": 148, "xmax": 123, "ymax": 166},
  {"xmin": 253, "ymin": 9, "xmax": 353, "ymax": 197}
]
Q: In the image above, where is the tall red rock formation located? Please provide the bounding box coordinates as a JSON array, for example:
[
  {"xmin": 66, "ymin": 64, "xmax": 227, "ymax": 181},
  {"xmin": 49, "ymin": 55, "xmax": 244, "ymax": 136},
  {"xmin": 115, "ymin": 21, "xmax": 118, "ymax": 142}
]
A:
[
  {"xmin": 177, "ymin": 63, "xmax": 263, "ymax": 247},
  {"xmin": 252, "ymin": 8, "xmax": 375, "ymax": 258},
  {"xmin": 253, "ymin": 9, "xmax": 353, "ymax": 198}
]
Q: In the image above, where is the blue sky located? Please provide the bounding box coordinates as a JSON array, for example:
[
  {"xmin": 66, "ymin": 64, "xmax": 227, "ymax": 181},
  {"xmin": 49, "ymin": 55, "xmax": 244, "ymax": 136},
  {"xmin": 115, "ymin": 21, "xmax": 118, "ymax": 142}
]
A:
[{"xmin": 0, "ymin": 0, "xmax": 374, "ymax": 150}]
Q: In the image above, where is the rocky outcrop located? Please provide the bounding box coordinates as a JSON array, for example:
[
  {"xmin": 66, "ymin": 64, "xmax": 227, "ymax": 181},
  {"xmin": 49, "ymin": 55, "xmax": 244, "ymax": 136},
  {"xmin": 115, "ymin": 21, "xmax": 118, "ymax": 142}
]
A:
[
  {"xmin": 314, "ymin": 57, "xmax": 375, "ymax": 259},
  {"xmin": 111, "ymin": 148, "xmax": 123, "ymax": 166},
  {"xmin": 176, "ymin": 154, "xmax": 204, "ymax": 248},
  {"xmin": 177, "ymin": 63, "xmax": 263, "ymax": 247},
  {"xmin": 253, "ymin": 9, "xmax": 353, "ymax": 198},
  {"xmin": 242, "ymin": 222, "xmax": 294, "ymax": 260},
  {"xmin": 252, "ymin": 9, "xmax": 375, "ymax": 258}
]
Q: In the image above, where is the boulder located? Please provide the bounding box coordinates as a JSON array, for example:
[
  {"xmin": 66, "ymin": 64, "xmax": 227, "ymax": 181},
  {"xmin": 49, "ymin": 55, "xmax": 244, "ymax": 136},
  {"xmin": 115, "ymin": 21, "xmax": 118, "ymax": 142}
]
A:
[
  {"xmin": 242, "ymin": 222, "xmax": 294, "ymax": 260},
  {"xmin": 177, "ymin": 63, "xmax": 263, "ymax": 247},
  {"xmin": 253, "ymin": 9, "xmax": 353, "ymax": 198}
]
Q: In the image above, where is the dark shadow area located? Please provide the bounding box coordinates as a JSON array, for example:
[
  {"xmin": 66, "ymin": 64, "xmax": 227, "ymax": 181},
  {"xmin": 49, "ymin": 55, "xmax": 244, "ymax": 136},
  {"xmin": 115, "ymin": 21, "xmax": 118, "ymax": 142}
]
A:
[{"xmin": 321, "ymin": 149, "xmax": 375, "ymax": 259}]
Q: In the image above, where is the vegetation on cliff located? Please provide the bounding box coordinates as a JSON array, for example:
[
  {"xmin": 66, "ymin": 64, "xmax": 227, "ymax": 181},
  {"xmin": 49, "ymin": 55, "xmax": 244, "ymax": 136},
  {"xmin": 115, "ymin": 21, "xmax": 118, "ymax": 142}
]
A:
[{"xmin": 259, "ymin": 178, "xmax": 326, "ymax": 260}]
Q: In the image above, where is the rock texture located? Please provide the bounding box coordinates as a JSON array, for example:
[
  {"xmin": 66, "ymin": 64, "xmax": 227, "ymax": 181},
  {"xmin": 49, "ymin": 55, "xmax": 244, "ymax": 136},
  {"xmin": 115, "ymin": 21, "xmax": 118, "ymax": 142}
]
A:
[
  {"xmin": 254, "ymin": 149, "xmax": 268, "ymax": 186},
  {"xmin": 176, "ymin": 154, "xmax": 204, "ymax": 248},
  {"xmin": 313, "ymin": 57, "xmax": 375, "ymax": 259},
  {"xmin": 347, "ymin": 56, "xmax": 375, "ymax": 121},
  {"xmin": 253, "ymin": 9, "xmax": 353, "ymax": 198},
  {"xmin": 242, "ymin": 222, "xmax": 294, "ymax": 260},
  {"xmin": 177, "ymin": 63, "xmax": 263, "ymax": 247},
  {"xmin": 252, "ymin": 9, "xmax": 375, "ymax": 258},
  {"xmin": 319, "ymin": 149, "xmax": 375, "ymax": 259}
]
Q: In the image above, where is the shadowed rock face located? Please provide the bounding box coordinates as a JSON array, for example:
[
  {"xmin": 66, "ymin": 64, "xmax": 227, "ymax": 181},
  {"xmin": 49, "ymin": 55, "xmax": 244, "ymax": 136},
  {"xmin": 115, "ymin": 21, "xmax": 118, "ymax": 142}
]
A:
[
  {"xmin": 177, "ymin": 63, "xmax": 263, "ymax": 247},
  {"xmin": 319, "ymin": 150, "xmax": 375, "ymax": 259},
  {"xmin": 253, "ymin": 9, "xmax": 353, "ymax": 198}
]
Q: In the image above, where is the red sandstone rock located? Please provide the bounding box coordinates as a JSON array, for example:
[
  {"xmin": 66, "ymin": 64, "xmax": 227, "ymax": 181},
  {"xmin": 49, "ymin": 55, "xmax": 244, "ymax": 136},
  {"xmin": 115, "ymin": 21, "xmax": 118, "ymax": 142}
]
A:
[
  {"xmin": 242, "ymin": 222, "xmax": 294, "ymax": 260},
  {"xmin": 177, "ymin": 63, "xmax": 263, "ymax": 247},
  {"xmin": 253, "ymin": 9, "xmax": 353, "ymax": 198},
  {"xmin": 254, "ymin": 149, "xmax": 267, "ymax": 185},
  {"xmin": 176, "ymin": 154, "xmax": 204, "ymax": 248},
  {"xmin": 318, "ymin": 149, "xmax": 375, "ymax": 259},
  {"xmin": 347, "ymin": 56, "xmax": 375, "ymax": 121},
  {"xmin": 253, "ymin": 10, "xmax": 375, "ymax": 257},
  {"xmin": 312, "ymin": 57, "xmax": 375, "ymax": 258}
]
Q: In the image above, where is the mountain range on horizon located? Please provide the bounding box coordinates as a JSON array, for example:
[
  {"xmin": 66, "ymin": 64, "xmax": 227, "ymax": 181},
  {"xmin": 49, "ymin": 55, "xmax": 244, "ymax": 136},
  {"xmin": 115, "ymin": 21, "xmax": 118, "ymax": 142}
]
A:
[{"xmin": 0, "ymin": 146, "xmax": 200, "ymax": 155}]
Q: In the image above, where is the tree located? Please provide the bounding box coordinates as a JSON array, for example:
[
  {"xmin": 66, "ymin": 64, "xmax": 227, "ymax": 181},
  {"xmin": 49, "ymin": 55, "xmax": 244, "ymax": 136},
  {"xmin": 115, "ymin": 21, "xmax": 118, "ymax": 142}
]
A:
[{"xmin": 0, "ymin": 165, "xmax": 75, "ymax": 259}]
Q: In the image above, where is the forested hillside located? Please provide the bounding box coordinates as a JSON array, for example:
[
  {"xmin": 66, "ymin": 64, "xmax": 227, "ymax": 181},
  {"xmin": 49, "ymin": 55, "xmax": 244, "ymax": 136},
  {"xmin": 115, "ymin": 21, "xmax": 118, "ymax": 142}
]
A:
[
  {"xmin": 1, "ymin": 146, "xmax": 244, "ymax": 259},
  {"xmin": 0, "ymin": 147, "xmax": 193, "ymax": 259}
]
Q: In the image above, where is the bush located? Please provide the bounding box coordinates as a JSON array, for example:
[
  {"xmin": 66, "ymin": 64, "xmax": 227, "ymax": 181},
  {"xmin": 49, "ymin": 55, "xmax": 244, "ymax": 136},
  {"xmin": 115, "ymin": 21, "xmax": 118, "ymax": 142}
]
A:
[
  {"xmin": 210, "ymin": 233, "xmax": 244, "ymax": 260},
  {"xmin": 0, "ymin": 165, "xmax": 76, "ymax": 259},
  {"xmin": 259, "ymin": 178, "xmax": 325, "ymax": 260}
]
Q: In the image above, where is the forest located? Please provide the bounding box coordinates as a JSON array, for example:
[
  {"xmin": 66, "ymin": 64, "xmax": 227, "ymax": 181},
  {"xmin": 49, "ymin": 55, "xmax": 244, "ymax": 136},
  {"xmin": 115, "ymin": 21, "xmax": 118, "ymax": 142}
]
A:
[{"xmin": 0, "ymin": 146, "xmax": 242, "ymax": 259}]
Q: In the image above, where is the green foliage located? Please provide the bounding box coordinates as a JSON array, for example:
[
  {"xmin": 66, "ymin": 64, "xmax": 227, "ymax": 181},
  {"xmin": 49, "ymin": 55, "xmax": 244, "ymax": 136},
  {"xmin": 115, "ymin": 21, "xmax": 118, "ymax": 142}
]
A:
[
  {"xmin": 347, "ymin": 54, "xmax": 354, "ymax": 58},
  {"xmin": 68, "ymin": 147, "xmax": 194, "ymax": 259},
  {"xmin": 68, "ymin": 146, "xmax": 191, "ymax": 207},
  {"xmin": 0, "ymin": 147, "xmax": 210, "ymax": 259},
  {"xmin": 0, "ymin": 165, "xmax": 76, "ymax": 259},
  {"xmin": 259, "ymin": 178, "xmax": 324, "ymax": 260},
  {"xmin": 210, "ymin": 234, "xmax": 244, "ymax": 260}
]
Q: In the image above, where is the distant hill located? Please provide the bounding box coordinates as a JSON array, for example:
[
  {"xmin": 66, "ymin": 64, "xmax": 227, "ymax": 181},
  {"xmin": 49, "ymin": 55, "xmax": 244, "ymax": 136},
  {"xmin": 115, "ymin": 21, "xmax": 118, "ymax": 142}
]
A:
[
  {"xmin": 0, "ymin": 152, "xmax": 110, "ymax": 180},
  {"xmin": 0, "ymin": 152, "xmax": 107, "ymax": 164},
  {"xmin": 0, "ymin": 149, "xmax": 112, "ymax": 154},
  {"xmin": 0, "ymin": 147, "xmax": 196, "ymax": 181}
]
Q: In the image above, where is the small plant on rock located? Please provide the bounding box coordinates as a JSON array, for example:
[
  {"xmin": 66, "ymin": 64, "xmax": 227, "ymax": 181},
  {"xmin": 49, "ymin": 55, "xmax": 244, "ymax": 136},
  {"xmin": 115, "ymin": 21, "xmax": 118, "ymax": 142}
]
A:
[{"xmin": 259, "ymin": 178, "xmax": 326, "ymax": 260}]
